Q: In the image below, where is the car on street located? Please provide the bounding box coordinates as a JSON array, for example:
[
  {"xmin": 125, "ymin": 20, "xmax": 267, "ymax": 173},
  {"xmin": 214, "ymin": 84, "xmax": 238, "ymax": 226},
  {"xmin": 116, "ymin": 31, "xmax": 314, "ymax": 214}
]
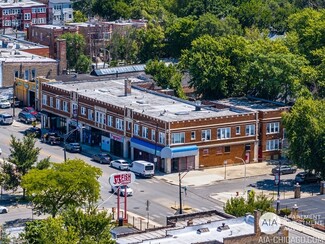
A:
[
  {"xmin": 0, "ymin": 113, "xmax": 13, "ymax": 125},
  {"xmin": 0, "ymin": 206, "xmax": 8, "ymax": 214},
  {"xmin": 92, "ymin": 153, "xmax": 111, "ymax": 164},
  {"xmin": 271, "ymin": 165, "xmax": 297, "ymax": 175},
  {"xmin": 0, "ymin": 99, "xmax": 11, "ymax": 109},
  {"xmin": 65, "ymin": 142, "xmax": 82, "ymax": 152},
  {"xmin": 41, "ymin": 132, "xmax": 61, "ymax": 145},
  {"xmin": 295, "ymin": 172, "xmax": 321, "ymax": 184},
  {"xmin": 24, "ymin": 127, "xmax": 42, "ymax": 138},
  {"xmin": 22, "ymin": 107, "xmax": 38, "ymax": 116},
  {"xmin": 111, "ymin": 185, "xmax": 133, "ymax": 197},
  {"xmin": 111, "ymin": 159, "xmax": 129, "ymax": 170},
  {"xmin": 18, "ymin": 112, "xmax": 36, "ymax": 124}
]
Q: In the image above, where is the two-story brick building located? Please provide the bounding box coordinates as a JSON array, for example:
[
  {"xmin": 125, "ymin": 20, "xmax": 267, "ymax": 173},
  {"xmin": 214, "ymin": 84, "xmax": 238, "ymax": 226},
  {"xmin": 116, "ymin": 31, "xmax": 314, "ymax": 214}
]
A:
[
  {"xmin": 40, "ymin": 78, "xmax": 289, "ymax": 173},
  {"xmin": 0, "ymin": 0, "xmax": 47, "ymax": 32}
]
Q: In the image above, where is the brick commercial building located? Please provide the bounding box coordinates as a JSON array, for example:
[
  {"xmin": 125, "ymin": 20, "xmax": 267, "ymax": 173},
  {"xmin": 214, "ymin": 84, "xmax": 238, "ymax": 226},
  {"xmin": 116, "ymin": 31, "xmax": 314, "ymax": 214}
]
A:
[
  {"xmin": 0, "ymin": 0, "xmax": 47, "ymax": 32},
  {"xmin": 0, "ymin": 48, "xmax": 57, "ymax": 88},
  {"xmin": 40, "ymin": 78, "xmax": 289, "ymax": 173}
]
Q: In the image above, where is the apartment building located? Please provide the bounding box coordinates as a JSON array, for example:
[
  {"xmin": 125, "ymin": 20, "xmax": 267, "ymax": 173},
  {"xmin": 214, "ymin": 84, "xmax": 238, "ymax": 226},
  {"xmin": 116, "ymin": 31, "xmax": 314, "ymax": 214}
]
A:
[
  {"xmin": 48, "ymin": 0, "xmax": 73, "ymax": 25},
  {"xmin": 39, "ymin": 78, "xmax": 290, "ymax": 173},
  {"xmin": 0, "ymin": 0, "xmax": 47, "ymax": 32}
]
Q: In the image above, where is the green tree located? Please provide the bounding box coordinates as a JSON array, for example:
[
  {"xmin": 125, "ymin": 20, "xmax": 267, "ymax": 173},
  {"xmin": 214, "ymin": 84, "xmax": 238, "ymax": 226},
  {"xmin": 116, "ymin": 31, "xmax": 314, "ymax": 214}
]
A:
[
  {"xmin": 0, "ymin": 161, "xmax": 20, "ymax": 192},
  {"xmin": 282, "ymin": 97, "xmax": 325, "ymax": 178},
  {"xmin": 22, "ymin": 159, "xmax": 102, "ymax": 217},
  {"xmin": 73, "ymin": 10, "xmax": 88, "ymax": 22},
  {"xmin": 60, "ymin": 33, "xmax": 86, "ymax": 72},
  {"xmin": 8, "ymin": 135, "xmax": 41, "ymax": 198},
  {"xmin": 75, "ymin": 54, "xmax": 92, "ymax": 73}
]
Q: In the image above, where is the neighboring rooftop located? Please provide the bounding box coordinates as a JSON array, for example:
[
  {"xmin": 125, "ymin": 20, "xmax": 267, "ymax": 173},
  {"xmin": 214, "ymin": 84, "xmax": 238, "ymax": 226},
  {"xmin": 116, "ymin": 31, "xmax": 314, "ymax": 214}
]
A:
[
  {"xmin": 47, "ymin": 79, "xmax": 245, "ymax": 122},
  {"xmin": 0, "ymin": 35, "xmax": 48, "ymax": 50},
  {"xmin": 0, "ymin": 49, "xmax": 56, "ymax": 63},
  {"xmin": 0, "ymin": 0, "xmax": 45, "ymax": 7},
  {"xmin": 214, "ymin": 96, "xmax": 289, "ymax": 112}
]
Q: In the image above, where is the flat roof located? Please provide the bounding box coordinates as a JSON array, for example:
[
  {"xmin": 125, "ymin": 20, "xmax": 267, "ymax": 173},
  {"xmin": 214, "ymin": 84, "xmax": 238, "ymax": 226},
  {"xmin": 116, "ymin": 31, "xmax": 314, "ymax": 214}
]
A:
[
  {"xmin": 0, "ymin": 0, "xmax": 45, "ymax": 8},
  {"xmin": 47, "ymin": 79, "xmax": 244, "ymax": 122},
  {"xmin": 0, "ymin": 35, "xmax": 48, "ymax": 49},
  {"xmin": 215, "ymin": 97, "xmax": 289, "ymax": 112},
  {"xmin": 0, "ymin": 49, "xmax": 56, "ymax": 63}
]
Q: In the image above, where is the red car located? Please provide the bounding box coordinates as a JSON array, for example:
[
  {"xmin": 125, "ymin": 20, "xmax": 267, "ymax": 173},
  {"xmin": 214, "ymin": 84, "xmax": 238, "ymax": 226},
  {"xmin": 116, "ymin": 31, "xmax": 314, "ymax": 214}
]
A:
[{"xmin": 22, "ymin": 107, "xmax": 38, "ymax": 116}]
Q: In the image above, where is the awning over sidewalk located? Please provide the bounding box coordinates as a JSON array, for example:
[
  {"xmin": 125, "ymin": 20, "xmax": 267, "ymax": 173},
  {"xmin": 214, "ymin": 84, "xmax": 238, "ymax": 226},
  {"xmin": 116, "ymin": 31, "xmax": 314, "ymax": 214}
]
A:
[
  {"xmin": 130, "ymin": 137, "xmax": 163, "ymax": 156},
  {"xmin": 161, "ymin": 145, "xmax": 198, "ymax": 158}
]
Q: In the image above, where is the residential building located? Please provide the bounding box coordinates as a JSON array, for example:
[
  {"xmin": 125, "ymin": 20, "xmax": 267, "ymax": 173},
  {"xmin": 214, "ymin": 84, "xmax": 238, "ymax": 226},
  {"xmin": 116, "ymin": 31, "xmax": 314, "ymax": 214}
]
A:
[
  {"xmin": 48, "ymin": 0, "xmax": 73, "ymax": 25},
  {"xmin": 0, "ymin": 48, "xmax": 57, "ymax": 87},
  {"xmin": 0, "ymin": 0, "xmax": 47, "ymax": 32},
  {"xmin": 39, "ymin": 78, "xmax": 289, "ymax": 173}
]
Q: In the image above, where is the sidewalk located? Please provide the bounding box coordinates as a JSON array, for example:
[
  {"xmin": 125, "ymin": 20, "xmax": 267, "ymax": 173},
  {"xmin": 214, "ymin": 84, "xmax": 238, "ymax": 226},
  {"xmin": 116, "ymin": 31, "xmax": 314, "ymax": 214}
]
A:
[{"xmin": 155, "ymin": 162, "xmax": 274, "ymax": 187}]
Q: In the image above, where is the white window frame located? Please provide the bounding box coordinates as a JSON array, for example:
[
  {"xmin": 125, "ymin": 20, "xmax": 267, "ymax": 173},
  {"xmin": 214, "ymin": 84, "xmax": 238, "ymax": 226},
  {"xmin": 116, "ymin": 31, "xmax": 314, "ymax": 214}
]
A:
[
  {"xmin": 88, "ymin": 109, "xmax": 93, "ymax": 120},
  {"xmin": 42, "ymin": 94, "xmax": 47, "ymax": 105},
  {"xmin": 201, "ymin": 129, "xmax": 211, "ymax": 141},
  {"xmin": 266, "ymin": 139, "xmax": 280, "ymax": 151},
  {"xmin": 56, "ymin": 99, "xmax": 60, "ymax": 109},
  {"xmin": 142, "ymin": 126, "xmax": 149, "ymax": 139},
  {"xmin": 49, "ymin": 97, "xmax": 53, "ymax": 107},
  {"xmin": 159, "ymin": 132, "xmax": 165, "ymax": 144},
  {"xmin": 151, "ymin": 129, "xmax": 156, "ymax": 141},
  {"xmin": 191, "ymin": 131, "xmax": 196, "ymax": 140},
  {"xmin": 172, "ymin": 132, "xmax": 185, "ymax": 144},
  {"xmin": 116, "ymin": 118, "xmax": 124, "ymax": 131},
  {"xmin": 236, "ymin": 126, "xmax": 241, "ymax": 135},
  {"xmin": 245, "ymin": 124, "xmax": 255, "ymax": 136},
  {"xmin": 134, "ymin": 124, "xmax": 139, "ymax": 136},
  {"xmin": 267, "ymin": 122, "xmax": 280, "ymax": 134},
  {"xmin": 217, "ymin": 127, "xmax": 231, "ymax": 139},
  {"xmin": 63, "ymin": 101, "xmax": 68, "ymax": 112},
  {"xmin": 24, "ymin": 13, "xmax": 31, "ymax": 20},
  {"xmin": 107, "ymin": 115, "xmax": 113, "ymax": 127},
  {"xmin": 95, "ymin": 111, "xmax": 106, "ymax": 124},
  {"xmin": 81, "ymin": 107, "xmax": 86, "ymax": 115}
]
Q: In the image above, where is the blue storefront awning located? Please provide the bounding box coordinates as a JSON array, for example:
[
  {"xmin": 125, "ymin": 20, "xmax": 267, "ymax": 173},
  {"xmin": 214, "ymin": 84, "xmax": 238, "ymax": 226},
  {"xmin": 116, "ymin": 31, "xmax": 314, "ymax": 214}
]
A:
[
  {"xmin": 161, "ymin": 145, "xmax": 198, "ymax": 159},
  {"xmin": 130, "ymin": 137, "xmax": 163, "ymax": 156}
]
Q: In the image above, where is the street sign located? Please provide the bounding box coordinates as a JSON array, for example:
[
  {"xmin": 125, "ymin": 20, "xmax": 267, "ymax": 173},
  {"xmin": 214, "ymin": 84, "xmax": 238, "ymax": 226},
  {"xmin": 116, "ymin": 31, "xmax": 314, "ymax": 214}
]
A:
[
  {"xmin": 274, "ymin": 174, "xmax": 279, "ymax": 185},
  {"xmin": 109, "ymin": 172, "xmax": 136, "ymax": 186}
]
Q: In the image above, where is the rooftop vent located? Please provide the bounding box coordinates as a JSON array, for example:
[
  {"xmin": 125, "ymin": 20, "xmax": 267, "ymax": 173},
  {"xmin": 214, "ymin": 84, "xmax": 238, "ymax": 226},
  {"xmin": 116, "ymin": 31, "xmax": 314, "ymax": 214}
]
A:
[
  {"xmin": 197, "ymin": 228, "xmax": 210, "ymax": 234},
  {"xmin": 175, "ymin": 111, "xmax": 189, "ymax": 116},
  {"xmin": 217, "ymin": 223, "xmax": 230, "ymax": 232},
  {"xmin": 136, "ymin": 100, "xmax": 148, "ymax": 105}
]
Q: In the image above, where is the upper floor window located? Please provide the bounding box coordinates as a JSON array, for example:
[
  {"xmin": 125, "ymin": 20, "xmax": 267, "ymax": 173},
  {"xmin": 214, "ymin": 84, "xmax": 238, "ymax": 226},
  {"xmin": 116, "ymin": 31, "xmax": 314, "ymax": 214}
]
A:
[
  {"xmin": 56, "ymin": 99, "xmax": 60, "ymax": 109},
  {"xmin": 267, "ymin": 122, "xmax": 280, "ymax": 134},
  {"xmin": 142, "ymin": 127, "xmax": 148, "ymax": 139},
  {"xmin": 42, "ymin": 94, "xmax": 47, "ymax": 105},
  {"xmin": 49, "ymin": 97, "xmax": 53, "ymax": 107},
  {"xmin": 107, "ymin": 115, "xmax": 113, "ymax": 127},
  {"xmin": 236, "ymin": 126, "xmax": 241, "ymax": 135},
  {"xmin": 63, "ymin": 101, "xmax": 68, "ymax": 112},
  {"xmin": 201, "ymin": 129, "xmax": 211, "ymax": 141},
  {"xmin": 246, "ymin": 124, "xmax": 255, "ymax": 136},
  {"xmin": 151, "ymin": 129, "xmax": 156, "ymax": 141},
  {"xmin": 116, "ymin": 118, "xmax": 124, "ymax": 131},
  {"xmin": 81, "ymin": 107, "xmax": 86, "ymax": 115},
  {"xmin": 88, "ymin": 109, "xmax": 93, "ymax": 120},
  {"xmin": 217, "ymin": 127, "xmax": 231, "ymax": 139},
  {"xmin": 159, "ymin": 132, "xmax": 166, "ymax": 144},
  {"xmin": 172, "ymin": 132, "xmax": 185, "ymax": 144},
  {"xmin": 134, "ymin": 124, "xmax": 139, "ymax": 136},
  {"xmin": 95, "ymin": 111, "xmax": 106, "ymax": 124},
  {"xmin": 24, "ymin": 13, "xmax": 31, "ymax": 20},
  {"xmin": 191, "ymin": 131, "xmax": 196, "ymax": 140},
  {"xmin": 266, "ymin": 139, "xmax": 279, "ymax": 151}
]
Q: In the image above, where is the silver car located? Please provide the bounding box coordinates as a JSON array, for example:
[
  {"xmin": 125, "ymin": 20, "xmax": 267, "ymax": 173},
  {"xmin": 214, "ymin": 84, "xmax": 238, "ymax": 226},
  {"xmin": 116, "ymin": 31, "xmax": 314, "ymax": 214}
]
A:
[
  {"xmin": 111, "ymin": 159, "xmax": 129, "ymax": 170},
  {"xmin": 0, "ymin": 113, "xmax": 13, "ymax": 125},
  {"xmin": 0, "ymin": 206, "xmax": 8, "ymax": 214}
]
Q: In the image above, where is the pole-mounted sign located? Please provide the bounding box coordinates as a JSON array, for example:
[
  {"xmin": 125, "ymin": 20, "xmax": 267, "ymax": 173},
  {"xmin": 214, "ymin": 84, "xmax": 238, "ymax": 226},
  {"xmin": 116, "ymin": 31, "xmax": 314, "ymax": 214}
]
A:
[{"xmin": 109, "ymin": 172, "xmax": 136, "ymax": 186}]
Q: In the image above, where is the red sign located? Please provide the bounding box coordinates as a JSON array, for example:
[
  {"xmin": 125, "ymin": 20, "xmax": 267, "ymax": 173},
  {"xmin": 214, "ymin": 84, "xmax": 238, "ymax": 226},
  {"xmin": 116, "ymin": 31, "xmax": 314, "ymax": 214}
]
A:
[{"xmin": 109, "ymin": 172, "xmax": 135, "ymax": 186}]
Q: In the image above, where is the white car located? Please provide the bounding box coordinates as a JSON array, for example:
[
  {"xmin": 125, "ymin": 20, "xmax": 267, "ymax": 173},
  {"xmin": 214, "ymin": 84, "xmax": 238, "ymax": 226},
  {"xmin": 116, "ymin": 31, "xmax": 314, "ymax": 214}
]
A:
[
  {"xmin": 0, "ymin": 100, "xmax": 10, "ymax": 109},
  {"xmin": 111, "ymin": 159, "xmax": 129, "ymax": 170},
  {"xmin": 111, "ymin": 185, "xmax": 133, "ymax": 197},
  {"xmin": 0, "ymin": 206, "xmax": 8, "ymax": 214}
]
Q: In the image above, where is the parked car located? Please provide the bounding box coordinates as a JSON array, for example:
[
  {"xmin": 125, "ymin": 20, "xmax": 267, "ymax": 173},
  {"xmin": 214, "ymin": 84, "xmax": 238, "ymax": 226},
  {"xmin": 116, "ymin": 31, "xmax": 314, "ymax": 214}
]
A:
[
  {"xmin": 22, "ymin": 107, "xmax": 38, "ymax": 116},
  {"xmin": 65, "ymin": 142, "xmax": 82, "ymax": 152},
  {"xmin": 0, "ymin": 206, "xmax": 8, "ymax": 214},
  {"xmin": 0, "ymin": 113, "xmax": 13, "ymax": 125},
  {"xmin": 129, "ymin": 160, "xmax": 155, "ymax": 178},
  {"xmin": 10, "ymin": 98, "xmax": 23, "ymax": 107},
  {"xmin": 18, "ymin": 112, "xmax": 36, "ymax": 124},
  {"xmin": 295, "ymin": 172, "xmax": 321, "ymax": 184},
  {"xmin": 0, "ymin": 99, "xmax": 11, "ymax": 109},
  {"xmin": 92, "ymin": 153, "xmax": 111, "ymax": 164},
  {"xmin": 41, "ymin": 132, "xmax": 61, "ymax": 145},
  {"xmin": 24, "ymin": 127, "xmax": 42, "ymax": 138},
  {"xmin": 271, "ymin": 165, "xmax": 297, "ymax": 175},
  {"xmin": 111, "ymin": 159, "xmax": 129, "ymax": 170},
  {"xmin": 111, "ymin": 185, "xmax": 133, "ymax": 197}
]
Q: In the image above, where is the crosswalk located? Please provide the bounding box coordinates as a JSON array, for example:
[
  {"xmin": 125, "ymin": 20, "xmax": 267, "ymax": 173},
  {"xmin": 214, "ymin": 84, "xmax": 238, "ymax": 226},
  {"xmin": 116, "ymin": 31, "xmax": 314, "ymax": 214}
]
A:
[{"xmin": 133, "ymin": 179, "xmax": 161, "ymax": 185}]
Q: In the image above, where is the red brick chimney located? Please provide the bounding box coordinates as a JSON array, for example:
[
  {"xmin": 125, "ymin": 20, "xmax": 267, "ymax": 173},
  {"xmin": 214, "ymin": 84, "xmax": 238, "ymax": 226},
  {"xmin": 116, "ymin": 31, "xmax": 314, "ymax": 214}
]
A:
[{"xmin": 56, "ymin": 39, "xmax": 67, "ymax": 75}]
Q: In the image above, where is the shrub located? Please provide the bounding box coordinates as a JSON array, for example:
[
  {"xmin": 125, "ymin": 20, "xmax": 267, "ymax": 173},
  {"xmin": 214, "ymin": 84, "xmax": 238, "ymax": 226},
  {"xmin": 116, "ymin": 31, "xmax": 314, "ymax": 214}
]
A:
[{"xmin": 279, "ymin": 208, "xmax": 291, "ymax": 217}]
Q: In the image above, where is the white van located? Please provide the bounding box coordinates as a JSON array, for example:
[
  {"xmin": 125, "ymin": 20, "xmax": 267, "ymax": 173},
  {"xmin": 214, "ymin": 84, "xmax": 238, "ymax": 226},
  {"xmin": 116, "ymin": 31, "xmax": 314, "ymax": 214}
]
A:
[{"xmin": 129, "ymin": 160, "xmax": 154, "ymax": 178}]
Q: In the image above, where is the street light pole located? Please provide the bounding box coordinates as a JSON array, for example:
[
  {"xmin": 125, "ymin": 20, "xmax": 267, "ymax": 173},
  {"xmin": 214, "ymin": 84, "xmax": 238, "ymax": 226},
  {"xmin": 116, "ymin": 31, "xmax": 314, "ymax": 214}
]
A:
[
  {"xmin": 276, "ymin": 160, "xmax": 282, "ymax": 214},
  {"xmin": 178, "ymin": 170, "xmax": 189, "ymax": 214},
  {"xmin": 235, "ymin": 157, "xmax": 247, "ymax": 198}
]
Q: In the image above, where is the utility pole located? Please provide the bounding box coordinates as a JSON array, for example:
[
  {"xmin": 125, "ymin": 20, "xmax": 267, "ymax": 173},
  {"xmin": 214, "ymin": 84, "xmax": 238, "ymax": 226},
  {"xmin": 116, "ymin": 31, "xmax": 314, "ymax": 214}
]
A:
[
  {"xmin": 276, "ymin": 160, "xmax": 282, "ymax": 214},
  {"xmin": 178, "ymin": 171, "xmax": 189, "ymax": 214}
]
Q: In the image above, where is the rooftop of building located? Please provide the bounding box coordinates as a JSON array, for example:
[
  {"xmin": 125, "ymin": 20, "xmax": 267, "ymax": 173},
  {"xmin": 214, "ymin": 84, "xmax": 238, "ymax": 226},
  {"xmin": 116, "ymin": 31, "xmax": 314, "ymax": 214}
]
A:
[
  {"xmin": 0, "ymin": 48, "xmax": 56, "ymax": 63},
  {"xmin": 213, "ymin": 96, "xmax": 289, "ymax": 112},
  {"xmin": 47, "ymin": 79, "xmax": 247, "ymax": 122},
  {"xmin": 116, "ymin": 215, "xmax": 255, "ymax": 244},
  {"xmin": 0, "ymin": 35, "xmax": 48, "ymax": 50},
  {"xmin": 49, "ymin": 0, "xmax": 71, "ymax": 3},
  {"xmin": 31, "ymin": 24, "xmax": 76, "ymax": 30},
  {"xmin": 0, "ymin": 0, "xmax": 46, "ymax": 8}
]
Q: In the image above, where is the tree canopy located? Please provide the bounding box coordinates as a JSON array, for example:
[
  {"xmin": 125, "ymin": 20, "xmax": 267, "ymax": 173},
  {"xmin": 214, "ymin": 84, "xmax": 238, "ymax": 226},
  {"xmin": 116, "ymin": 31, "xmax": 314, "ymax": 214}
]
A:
[{"xmin": 22, "ymin": 159, "xmax": 102, "ymax": 217}]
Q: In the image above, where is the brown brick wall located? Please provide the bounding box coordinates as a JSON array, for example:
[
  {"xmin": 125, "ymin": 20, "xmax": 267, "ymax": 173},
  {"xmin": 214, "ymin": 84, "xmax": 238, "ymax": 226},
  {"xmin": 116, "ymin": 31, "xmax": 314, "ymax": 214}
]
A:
[
  {"xmin": 2, "ymin": 62, "xmax": 57, "ymax": 87},
  {"xmin": 21, "ymin": 48, "xmax": 50, "ymax": 58}
]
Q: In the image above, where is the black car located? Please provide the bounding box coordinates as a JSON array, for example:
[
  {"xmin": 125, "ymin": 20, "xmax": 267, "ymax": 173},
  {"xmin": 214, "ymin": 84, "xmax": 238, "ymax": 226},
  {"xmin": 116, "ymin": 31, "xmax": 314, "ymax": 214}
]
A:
[
  {"xmin": 24, "ymin": 127, "xmax": 42, "ymax": 138},
  {"xmin": 295, "ymin": 172, "xmax": 321, "ymax": 184},
  {"xmin": 65, "ymin": 143, "xmax": 82, "ymax": 152},
  {"xmin": 92, "ymin": 153, "xmax": 111, "ymax": 164},
  {"xmin": 271, "ymin": 165, "xmax": 297, "ymax": 175},
  {"xmin": 18, "ymin": 112, "xmax": 36, "ymax": 124},
  {"xmin": 41, "ymin": 132, "xmax": 61, "ymax": 145}
]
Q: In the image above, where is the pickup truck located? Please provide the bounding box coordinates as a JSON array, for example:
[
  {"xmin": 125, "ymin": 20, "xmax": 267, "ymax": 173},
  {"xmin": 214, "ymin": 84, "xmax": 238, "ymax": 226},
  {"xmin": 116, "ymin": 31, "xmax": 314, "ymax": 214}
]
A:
[{"xmin": 41, "ymin": 132, "xmax": 61, "ymax": 145}]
